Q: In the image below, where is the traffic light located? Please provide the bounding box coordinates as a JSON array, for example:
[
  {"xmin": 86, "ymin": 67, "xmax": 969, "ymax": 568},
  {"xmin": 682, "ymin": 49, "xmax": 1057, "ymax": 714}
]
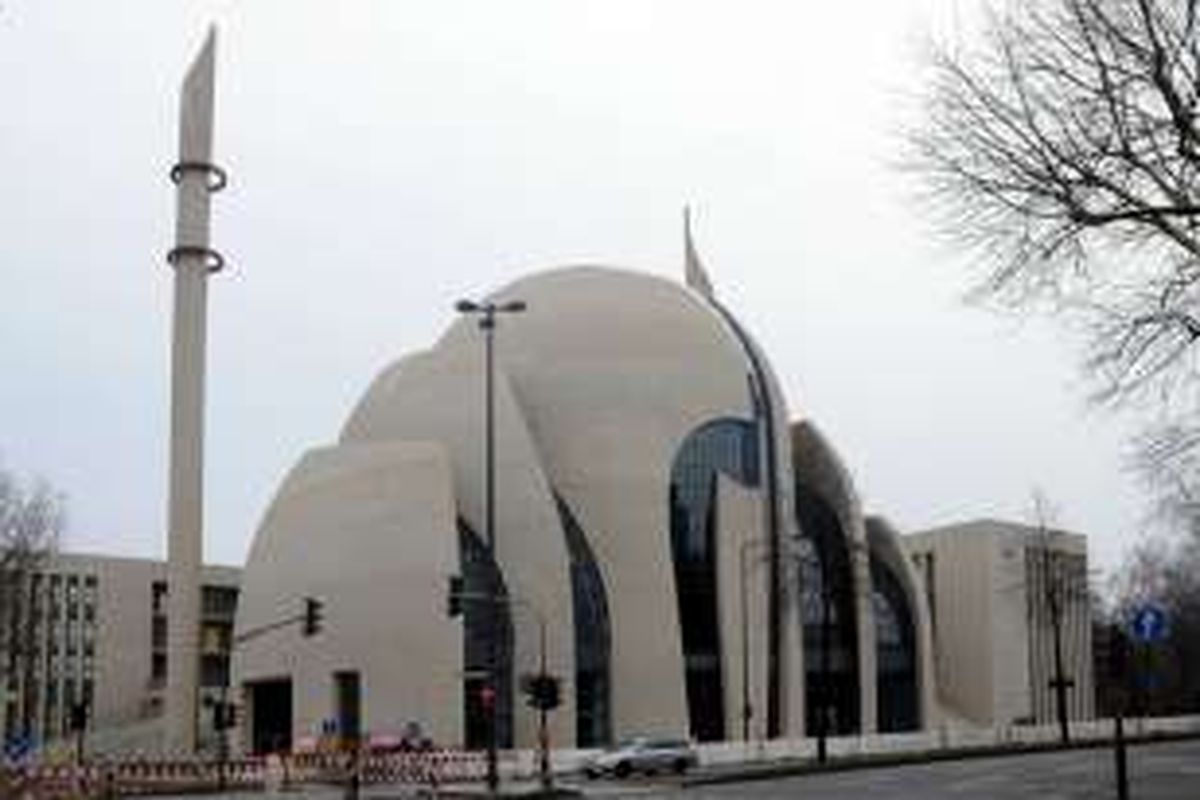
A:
[
  {"xmin": 447, "ymin": 575, "xmax": 464, "ymax": 617},
  {"xmin": 303, "ymin": 596, "xmax": 324, "ymax": 637},
  {"xmin": 215, "ymin": 702, "xmax": 240, "ymax": 730},
  {"xmin": 522, "ymin": 674, "xmax": 561, "ymax": 711},
  {"xmin": 68, "ymin": 702, "xmax": 88, "ymax": 733}
]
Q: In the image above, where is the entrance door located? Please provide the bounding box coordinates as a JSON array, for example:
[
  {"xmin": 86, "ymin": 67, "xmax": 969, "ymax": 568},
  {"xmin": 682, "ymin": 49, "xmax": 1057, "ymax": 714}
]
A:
[
  {"xmin": 334, "ymin": 671, "xmax": 361, "ymax": 747},
  {"xmin": 248, "ymin": 679, "xmax": 292, "ymax": 755}
]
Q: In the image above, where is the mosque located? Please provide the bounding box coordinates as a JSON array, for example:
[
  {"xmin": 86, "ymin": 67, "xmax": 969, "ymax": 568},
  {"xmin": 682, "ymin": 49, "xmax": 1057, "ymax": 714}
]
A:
[{"xmin": 232, "ymin": 245, "xmax": 936, "ymax": 752}]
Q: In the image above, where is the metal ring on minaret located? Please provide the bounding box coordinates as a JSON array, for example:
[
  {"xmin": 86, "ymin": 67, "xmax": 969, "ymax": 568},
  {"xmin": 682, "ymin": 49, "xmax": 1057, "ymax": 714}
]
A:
[
  {"xmin": 167, "ymin": 245, "xmax": 226, "ymax": 274},
  {"xmin": 170, "ymin": 161, "xmax": 228, "ymax": 193}
]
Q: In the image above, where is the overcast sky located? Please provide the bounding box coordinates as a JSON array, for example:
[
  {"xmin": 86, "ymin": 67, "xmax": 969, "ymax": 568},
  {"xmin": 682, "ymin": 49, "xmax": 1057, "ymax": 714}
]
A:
[{"xmin": 1, "ymin": 1, "xmax": 1150, "ymax": 576}]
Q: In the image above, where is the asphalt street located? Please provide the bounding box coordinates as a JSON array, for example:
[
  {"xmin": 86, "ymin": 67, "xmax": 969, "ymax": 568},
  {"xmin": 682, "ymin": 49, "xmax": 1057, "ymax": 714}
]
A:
[
  {"xmin": 678, "ymin": 738, "xmax": 1200, "ymax": 800},
  {"xmin": 145, "ymin": 738, "xmax": 1200, "ymax": 799}
]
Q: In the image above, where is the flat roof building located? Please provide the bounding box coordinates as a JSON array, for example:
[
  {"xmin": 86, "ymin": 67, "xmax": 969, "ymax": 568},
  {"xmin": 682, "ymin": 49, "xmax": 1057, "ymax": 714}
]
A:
[
  {"xmin": 1, "ymin": 553, "xmax": 239, "ymax": 752},
  {"xmin": 906, "ymin": 520, "xmax": 1094, "ymax": 728}
]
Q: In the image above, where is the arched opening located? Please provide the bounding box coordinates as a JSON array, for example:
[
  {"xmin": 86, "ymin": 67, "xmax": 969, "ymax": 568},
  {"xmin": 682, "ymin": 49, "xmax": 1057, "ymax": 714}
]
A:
[
  {"xmin": 872, "ymin": 559, "xmax": 919, "ymax": 732},
  {"xmin": 458, "ymin": 519, "xmax": 514, "ymax": 749},
  {"xmin": 795, "ymin": 484, "xmax": 860, "ymax": 735},
  {"xmin": 554, "ymin": 494, "xmax": 612, "ymax": 747},
  {"xmin": 669, "ymin": 418, "xmax": 759, "ymax": 742}
]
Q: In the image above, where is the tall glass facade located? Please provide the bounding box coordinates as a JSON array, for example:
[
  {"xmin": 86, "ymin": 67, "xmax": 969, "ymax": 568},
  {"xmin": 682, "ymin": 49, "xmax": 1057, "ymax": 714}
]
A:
[
  {"xmin": 795, "ymin": 484, "xmax": 860, "ymax": 735},
  {"xmin": 669, "ymin": 418, "xmax": 760, "ymax": 741},
  {"xmin": 871, "ymin": 559, "xmax": 919, "ymax": 732},
  {"xmin": 553, "ymin": 494, "xmax": 612, "ymax": 747},
  {"xmin": 458, "ymin": 520, "xmax": 514, "ymax": 749}
]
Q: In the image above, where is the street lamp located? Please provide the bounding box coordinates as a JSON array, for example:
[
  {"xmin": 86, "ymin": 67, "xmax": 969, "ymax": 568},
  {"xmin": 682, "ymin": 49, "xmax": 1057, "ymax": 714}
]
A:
[
  {"xmin": 739, "ymin": 538, "xmax": 770, "ymax": 745},
  {"xmin": 740, "ymin": 536, "xmax": 805, "ymax": 745},
  {"xmin": 455, "ymin": 297, "xmax": 526, "ymax": 796}
]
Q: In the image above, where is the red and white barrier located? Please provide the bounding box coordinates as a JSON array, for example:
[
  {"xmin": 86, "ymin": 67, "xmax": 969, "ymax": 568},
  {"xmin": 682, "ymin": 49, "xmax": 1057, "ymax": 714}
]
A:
[{"xmin": 1, "ymin": 746, "xmax": 492, "ymax": 796}]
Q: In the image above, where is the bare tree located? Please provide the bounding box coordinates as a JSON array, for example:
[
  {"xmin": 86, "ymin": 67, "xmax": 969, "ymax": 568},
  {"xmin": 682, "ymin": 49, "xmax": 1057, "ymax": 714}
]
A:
[
  {"xmin": 910, "ymin": 0, "xmax": 1200, "ymax": 490},
  {"xmin": 1107, "ymin": 532, "xmax": 1200, "ymax": 713},
  {"xmin": 0, "ymin": 465, "xmax": 65, "ymax": 740}
]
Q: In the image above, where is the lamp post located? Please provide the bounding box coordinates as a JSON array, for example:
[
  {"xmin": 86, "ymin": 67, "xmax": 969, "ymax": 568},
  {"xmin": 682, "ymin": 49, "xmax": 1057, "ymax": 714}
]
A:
[
  {"xmin": 740, "ymin": 536, "xmax": 805, "ymax": 746},
  {"xmin": 739, "ymin": 538, "xmax": 770, "ymax": 744},
  {"xmin": 455, "ymin": 297, "xmax": 526, "ymax": 796}
]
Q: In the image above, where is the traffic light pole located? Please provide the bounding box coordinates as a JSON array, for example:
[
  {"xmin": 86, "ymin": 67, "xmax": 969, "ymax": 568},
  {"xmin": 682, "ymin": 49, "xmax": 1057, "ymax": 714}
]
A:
[
  {"xmin": 450, "ymin": 587, "xmax": 554, "ymax": 791},
  {"xmin": 537, "ymin": 614, "xmax": 551, "ymax": 792}
]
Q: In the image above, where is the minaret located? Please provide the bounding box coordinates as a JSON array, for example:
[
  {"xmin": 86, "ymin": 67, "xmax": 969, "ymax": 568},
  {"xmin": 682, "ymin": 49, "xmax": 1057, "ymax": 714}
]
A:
[{"xmin": 164, "ymin": 27, "xmax": 226, "ymax": 754}]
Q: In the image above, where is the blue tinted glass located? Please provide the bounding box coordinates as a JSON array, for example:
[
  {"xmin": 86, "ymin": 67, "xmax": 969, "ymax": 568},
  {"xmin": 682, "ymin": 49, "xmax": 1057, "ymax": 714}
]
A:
[
  {"xmin": 872, "ymin": 559, "xmax": 918, "ymax": 731},
  {"xmin": 458, "ymin": 520, "xmax": 514, "ymax": 749},
  {"xmin": 795, "ymin": 483, "xmax": 860, "ymax": 735},
  {"xmin": 554, "ymin": 494, "xmax": 612, "ymax": 747},
  {"xmin": 669, "ymin": 418, "xmax": 760, "ymax": 742}
]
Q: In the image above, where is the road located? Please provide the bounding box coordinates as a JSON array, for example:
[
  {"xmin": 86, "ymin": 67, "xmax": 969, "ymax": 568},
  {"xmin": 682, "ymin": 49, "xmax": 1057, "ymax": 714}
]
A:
[
  {"xmin": 675, "ymin": 738, "xmax": 1200, "ymax": 800},
  {"xmin": 144, "ymin": 738, "xmax": 1200, "ymax": 799}
]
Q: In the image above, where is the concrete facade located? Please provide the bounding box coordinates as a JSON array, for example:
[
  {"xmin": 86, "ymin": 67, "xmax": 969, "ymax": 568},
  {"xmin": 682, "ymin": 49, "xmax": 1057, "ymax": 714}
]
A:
[
  {"xmin": 234, "ymin": 264, "xmax": 937, "ymax": 751},
  {"xmin": 906, "ymin": 520, "xmax": 1094, "ymax": 727},
  {"xmin": 0, "ymin": 553, "xmax": 238, "ymax": 750}
]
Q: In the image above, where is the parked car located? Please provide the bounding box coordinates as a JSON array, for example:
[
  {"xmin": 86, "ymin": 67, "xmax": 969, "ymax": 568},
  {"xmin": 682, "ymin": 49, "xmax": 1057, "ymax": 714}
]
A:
[{"xmin": 584, "ymin": 736, "xmax": 698, "ymax": 779}]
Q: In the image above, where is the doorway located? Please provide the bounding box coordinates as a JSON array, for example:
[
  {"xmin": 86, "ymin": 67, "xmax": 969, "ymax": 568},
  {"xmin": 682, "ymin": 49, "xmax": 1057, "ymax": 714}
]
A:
[
  {"xmin": 247, "ymin": 678, "xmax": 292, "ymax": 755},
  {"xmin": 334, "ymin": 671, "xmax": 361, "ymax": 747}
]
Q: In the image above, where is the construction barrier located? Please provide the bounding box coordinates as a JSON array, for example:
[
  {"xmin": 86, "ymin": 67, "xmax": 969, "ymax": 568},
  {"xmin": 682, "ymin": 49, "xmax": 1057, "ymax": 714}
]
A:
[{"xmin": 0, "ymin": 747, "xmax": 492, "ymax": 797}]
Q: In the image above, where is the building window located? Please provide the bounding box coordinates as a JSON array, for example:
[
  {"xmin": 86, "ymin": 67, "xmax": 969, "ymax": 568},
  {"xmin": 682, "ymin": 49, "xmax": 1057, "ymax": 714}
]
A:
[
  {"xmin": 152, "ymin": 617, "xmax": 167, "ymax": 650},
  {"xmin": 871, "ymin": 559, "xmax": 919, "ymax": 732},
  {"xmin": 796, "ymin": 483, "xmax": 860, "ymax": 736},
  {"xmin": 151, "ymin": 653, "xmax": 167, "ymax": 685},
  {"xmin": 202, "ymin": 586, "xmax": 239, "ymax": 618},
  {"xmin": 201, "ymin": 654, "xmax": 230, "ymax": 688},
  {"xmin": 554, "ymin": 494, "xmax": 612, "ymax": 747},
  {"xmin": 669, "ymin": 418, "xmax": 760, "ymax": 742},
  {"xmin": 458, "ymin": 519, "xmax": 514, "ymax": 750}
]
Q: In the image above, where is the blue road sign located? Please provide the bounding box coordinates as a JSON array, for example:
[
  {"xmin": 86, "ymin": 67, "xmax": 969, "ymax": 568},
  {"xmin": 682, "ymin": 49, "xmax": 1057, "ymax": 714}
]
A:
[
  {"xmin": 3, "ymin": 734, "xmax": 32, "ymax": 763},
  {"xmin": 1131, "ymin": 603, "xmax": 1169, "ymax": 644}
]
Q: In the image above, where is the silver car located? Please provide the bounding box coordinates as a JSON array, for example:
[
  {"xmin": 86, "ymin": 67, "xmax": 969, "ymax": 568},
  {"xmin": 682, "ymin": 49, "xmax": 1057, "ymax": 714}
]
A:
[{"xmin": 584, "ymin": 736, "xmax": 698, "ymax": 779}]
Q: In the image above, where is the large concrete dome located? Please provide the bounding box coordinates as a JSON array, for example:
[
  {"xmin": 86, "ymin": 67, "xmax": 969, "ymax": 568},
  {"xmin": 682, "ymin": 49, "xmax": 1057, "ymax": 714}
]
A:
[
  {"xmin": 345, "ymin": 265, "xmax": 765, "ymax": 451},
  {"xmin": 335, "ymin": 265, "xmax": 797, "ymax": 746},
  {"xmin": 233, "ymin": 262, "xmax": 933, "ymax": 754}
]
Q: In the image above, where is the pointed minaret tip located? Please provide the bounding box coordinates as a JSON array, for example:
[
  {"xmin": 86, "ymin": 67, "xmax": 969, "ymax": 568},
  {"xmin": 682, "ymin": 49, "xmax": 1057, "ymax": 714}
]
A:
[
  {"xmin": 179, "ymin": 26, "xmax": 218, "ymax": 162},
  {"xmin": 683, "ymin": 205, "xmax": 716, "ymax": 299}
]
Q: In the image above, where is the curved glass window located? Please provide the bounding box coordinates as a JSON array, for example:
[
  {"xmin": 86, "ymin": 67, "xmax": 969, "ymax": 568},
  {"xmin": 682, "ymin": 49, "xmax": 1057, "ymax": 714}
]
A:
[
  {"xmin": 795, "ymin": 484, "xmax": 860, "ymax": 735},
  {"xmin": 872, "ymin": 559, "xmax": 919, "ymax": 732},
  {"xmin": 669, "ymin": 418, "xmax": 759, "ymax": 742},
  {"xmin": 710, "ymin": 300, "xmax": 786, "ymax": 736},
  {"xmin": 458, "ymin": 519, "xmax": 514, "ymax": 749},
  {"xmin": 554, "ymin": 494, "xmax": 612, "ymax": 747}
]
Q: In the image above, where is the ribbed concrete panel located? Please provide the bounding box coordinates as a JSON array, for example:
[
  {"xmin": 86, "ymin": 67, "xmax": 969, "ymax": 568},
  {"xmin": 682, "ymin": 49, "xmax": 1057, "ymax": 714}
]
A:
[{"xmin": 233, "ymin": 442, "xmax": 462, "ymax": 746}]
